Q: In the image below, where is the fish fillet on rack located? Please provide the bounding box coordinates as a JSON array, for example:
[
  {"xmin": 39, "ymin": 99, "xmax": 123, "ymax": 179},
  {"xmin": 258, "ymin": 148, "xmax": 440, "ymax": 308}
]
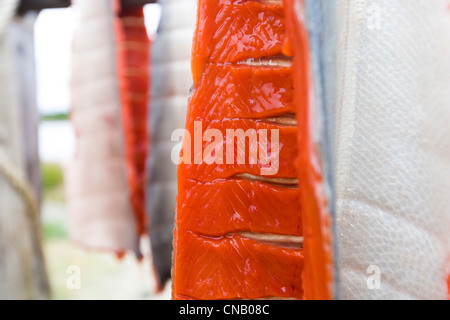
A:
[
  {"xmin": 67, "ymin": 0, "xmax": 149, "ymax": 255},
  {"xmin": 172, "ymin": 0, "xmax": 309, "ymax": 300}
]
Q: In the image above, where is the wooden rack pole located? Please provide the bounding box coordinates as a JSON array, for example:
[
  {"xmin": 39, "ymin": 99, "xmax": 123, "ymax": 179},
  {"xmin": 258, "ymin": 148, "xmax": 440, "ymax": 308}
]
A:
[{"xmin": 17, "ymin": 0, "xmax": 157, "ymax": 14}]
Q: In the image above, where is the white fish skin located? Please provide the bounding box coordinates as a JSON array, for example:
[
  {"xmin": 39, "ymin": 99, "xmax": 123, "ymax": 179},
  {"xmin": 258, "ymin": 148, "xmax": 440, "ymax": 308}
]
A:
[
  {"xmin": 336, "ymin": 0, "xmax": 450, "ymax": 299},
  {"xmin": 67, "ymin": 0, "xmax": 138, "ymax": 253}
]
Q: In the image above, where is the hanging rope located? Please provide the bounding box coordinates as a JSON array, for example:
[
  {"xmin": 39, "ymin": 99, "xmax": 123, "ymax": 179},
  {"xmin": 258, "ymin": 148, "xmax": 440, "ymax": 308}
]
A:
[
  {"xmin": 0, "ymin": 0, "xmax": 50, "ymax": 299},
  {"xmin": 0, "ymin": 151, "xmax": 47, "ymax": 281},
  {"xmin": 0, "ymin": 150, "xmax": 50, "ymax": 298},
  {"xmin": 1, "ymin": 0, "xmax": 45, "ymax": 273}
]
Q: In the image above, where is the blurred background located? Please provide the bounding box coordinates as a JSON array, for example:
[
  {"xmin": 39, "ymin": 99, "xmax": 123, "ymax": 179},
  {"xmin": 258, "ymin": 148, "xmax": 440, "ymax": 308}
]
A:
[
  {"xmin": 38, "ymin": 4, "xmax": 166, "ymax": 300},
  {"xmin": 0, "ymin": 0, "xmax": 200, "ymax": 300}
]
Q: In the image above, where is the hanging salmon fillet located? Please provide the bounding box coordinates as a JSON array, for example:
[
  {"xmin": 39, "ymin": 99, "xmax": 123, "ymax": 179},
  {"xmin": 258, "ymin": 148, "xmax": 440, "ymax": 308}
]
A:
[
  {"xmin": 67, "ymin": 0, "xmax": 149, "ymax": 255},
  {"xmin": 172, "ymin": 0, "xmax": 305, "ymax": 300},
  {"xmin": 115, "ymin": 5, "xmax": 150, "ymax": 239},
  {"xmin": 173, "ymin": 0, "xmax": 450, "ymax": 300}
]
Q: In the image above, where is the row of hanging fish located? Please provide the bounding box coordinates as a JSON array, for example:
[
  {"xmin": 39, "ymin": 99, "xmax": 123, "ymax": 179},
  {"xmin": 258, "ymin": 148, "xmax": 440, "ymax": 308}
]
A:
[
  {"xmin": 66, "ymin": 0, "xmax": 450, "ymax": 299},
  {"xmin": 66, "ymin": 0, "xmax": 196, "ymax": 291}
]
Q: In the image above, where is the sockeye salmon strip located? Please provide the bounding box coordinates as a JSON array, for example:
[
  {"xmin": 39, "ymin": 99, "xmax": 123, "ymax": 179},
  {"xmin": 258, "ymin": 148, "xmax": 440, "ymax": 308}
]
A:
[
  {"xmin": 115, "ymin": 5, "xmax": 150, "ymax": 237},
  {"xmin": 173, "ymin": 0, "xmax": 304, "ymax": 300}
]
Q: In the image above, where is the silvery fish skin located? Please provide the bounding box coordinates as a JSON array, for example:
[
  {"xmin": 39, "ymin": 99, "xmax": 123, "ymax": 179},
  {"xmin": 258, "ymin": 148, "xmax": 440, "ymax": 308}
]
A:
[
  {"xmin": 335, "ymin": 0, "xmax": 450, "ymax": 299},
  {"xmin": 146, "ymin": 0, "xmax": 197, "ymax": 289},
  {"xmin": 304, "ymin": 0, "xmax": 340, "ymax": 298}
]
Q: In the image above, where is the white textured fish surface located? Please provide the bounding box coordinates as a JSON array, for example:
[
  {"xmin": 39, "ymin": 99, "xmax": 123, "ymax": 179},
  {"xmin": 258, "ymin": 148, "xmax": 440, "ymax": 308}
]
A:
[
  {"xmin": 67, "ymin": 0, "xmax": 138, "ymax": 253},
  {"xmin": 336, "ymin": 0, "xmax": 450, "ymax": 299}
]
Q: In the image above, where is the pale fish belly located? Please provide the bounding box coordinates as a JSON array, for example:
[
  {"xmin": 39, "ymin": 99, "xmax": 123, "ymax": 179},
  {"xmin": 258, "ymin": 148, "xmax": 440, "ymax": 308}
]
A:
[{"xmin": 335, "ymin": 0, "xmax": 450, "ymax": 299}]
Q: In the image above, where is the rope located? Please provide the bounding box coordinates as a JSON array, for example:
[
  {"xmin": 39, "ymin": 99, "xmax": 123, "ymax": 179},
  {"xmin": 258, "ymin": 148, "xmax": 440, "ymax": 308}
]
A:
[
  {"xmin": 0, "ymin": 151, "xmax": 46, "ymax": 273},
  {"xmin": 0, "ymin": 0, "xmax": 50, "ymax": 298},
  {"xmin": 0, "ymin": 0, "xmax": 41, "ymax": 246}
]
